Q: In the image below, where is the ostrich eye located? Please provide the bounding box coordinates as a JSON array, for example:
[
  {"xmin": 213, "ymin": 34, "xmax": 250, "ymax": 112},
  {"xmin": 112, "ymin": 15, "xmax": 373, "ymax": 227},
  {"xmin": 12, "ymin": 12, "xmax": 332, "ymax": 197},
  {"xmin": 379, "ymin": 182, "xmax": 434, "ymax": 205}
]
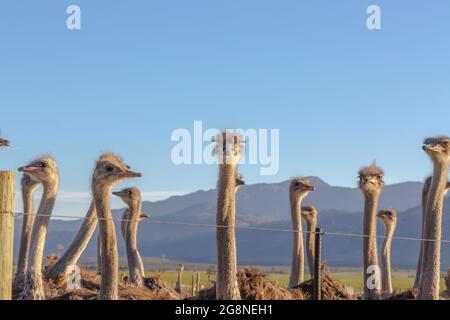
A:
[
  {"xmin": 128, "ymin": 190, "xmax": 132, "ymax": 195},
  {"xmin": 106, "ymin": 165, "xmax": 114, "ymax": 172},
  {"xmin": 40, "ymin": 162, "xmax": 48, "ymax": 168},
  {"xmin": 443, "ymin": 141, "xmax": 449, "ymax": 148},
  {"xmin": 295, "ymin": 182, "xmax": 300, "ymax": 187}
]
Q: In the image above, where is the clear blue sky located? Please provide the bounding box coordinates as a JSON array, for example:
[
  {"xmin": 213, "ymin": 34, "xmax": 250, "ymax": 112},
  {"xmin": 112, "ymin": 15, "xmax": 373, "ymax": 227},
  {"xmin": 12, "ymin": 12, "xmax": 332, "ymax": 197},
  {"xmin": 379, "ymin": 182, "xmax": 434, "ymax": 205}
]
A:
[{"xmin": 0, "ymin": 1, "xmax": 449, "ymax": 216}]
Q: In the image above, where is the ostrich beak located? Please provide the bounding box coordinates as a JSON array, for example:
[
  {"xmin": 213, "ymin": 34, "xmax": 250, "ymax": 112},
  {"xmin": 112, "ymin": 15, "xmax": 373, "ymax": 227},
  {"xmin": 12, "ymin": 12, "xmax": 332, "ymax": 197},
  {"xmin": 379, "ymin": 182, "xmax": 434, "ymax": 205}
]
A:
[
  {"xmin": 112, "ymin": 191, "xmax": 120, "ymax": 197},
  {"xmin": 305, "ymin": 185, "xmax": 315, "ymax": 191},
  {"xmin": 0, "ymin": 138, "xmax": 10, "ymax": 147},
  {"xmin": 377, "ymin": 211, "xmax": 387, "ymax": 218},
  {"xmin": 18, "ymin": 165, "xmax": 39, "ymax": 173},
  {"xmin": 236, "ymin": 178, "xmax": 245, "ymax": 186},
  {"xmin": 124, "ymin": 170, "xmax": 142, "ymax": 178},
  {"xmin": 422, "ymin": 144, "xmax": 438, "ymax": 152},
  {"xmin": 140, "ymin": 212, "xmax": 150, "ymax": 219}
]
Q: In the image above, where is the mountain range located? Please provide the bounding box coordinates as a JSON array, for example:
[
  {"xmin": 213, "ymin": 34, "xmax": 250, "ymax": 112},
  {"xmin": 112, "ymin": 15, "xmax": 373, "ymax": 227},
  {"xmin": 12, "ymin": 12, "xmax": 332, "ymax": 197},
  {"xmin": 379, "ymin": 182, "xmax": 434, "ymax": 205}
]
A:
[{"xmin": 13, "ymin": 177, "xmax": 450, "ymax": 269}]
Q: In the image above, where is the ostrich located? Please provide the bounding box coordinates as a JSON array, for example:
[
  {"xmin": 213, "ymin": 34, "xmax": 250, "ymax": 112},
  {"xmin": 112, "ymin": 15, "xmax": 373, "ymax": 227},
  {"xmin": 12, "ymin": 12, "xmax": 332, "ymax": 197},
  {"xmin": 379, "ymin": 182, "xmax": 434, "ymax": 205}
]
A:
[
  {"xmin": 301, "ymin": 204, "xmax": 318, "ymax": 279},
  {"xmin": 288, "ymin": 178, "xmax": 314, "ymax": 288},
  {"xmin": 358, "ymin": 163, "xmax": 384, "ymax": 300},
  {"xmin": 18, "ymin": 156, "xmax": 59, "ymax": 300},
  {"xmin": 214, "ymin": 131, "xmax": 243, "ymax": 300},
  {"xmin": 377, "ymin": 208, "xmax": 397, "ymax": 296},
  {"xmin": 92, "ymin": 153, "xmax": 142, "ymax": 300},
  {"xmin": 417, "ymin": 136, "xmax": 450, "ymax": 300},
  {"xmin": 176, "ymin": 264, "xmax": 184, "ymax": 294},
  {"xmin": 112, "ymin": 187, "xmax": 148, "ymax": 287},
  {"xmin": 13, "ymin": 174, "xmax": 40, "ymax": 293}
]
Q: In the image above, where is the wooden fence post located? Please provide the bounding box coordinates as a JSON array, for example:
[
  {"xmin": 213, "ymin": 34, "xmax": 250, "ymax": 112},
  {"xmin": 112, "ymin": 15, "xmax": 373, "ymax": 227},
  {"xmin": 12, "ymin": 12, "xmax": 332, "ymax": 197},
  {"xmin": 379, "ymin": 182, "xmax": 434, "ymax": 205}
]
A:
[
  {"xmin": 191, "ymin": 274, "xmax": 195, "ymax": 296},
  {"xmin": 0, "ymin": 171, "xmax": 15, "ymax": 300},
  {"xmin": 313, "ymin": 227, "xmax": 323, "ymax": 301}
]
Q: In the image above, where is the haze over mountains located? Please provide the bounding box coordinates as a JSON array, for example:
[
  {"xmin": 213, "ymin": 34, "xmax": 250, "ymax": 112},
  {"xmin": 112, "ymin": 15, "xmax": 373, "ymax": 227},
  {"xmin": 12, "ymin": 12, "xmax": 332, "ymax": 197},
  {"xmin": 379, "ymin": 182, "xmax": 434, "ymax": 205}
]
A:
[{"xmin": 14, "ymin": 177, "xmax": 450, "ymax": 269}]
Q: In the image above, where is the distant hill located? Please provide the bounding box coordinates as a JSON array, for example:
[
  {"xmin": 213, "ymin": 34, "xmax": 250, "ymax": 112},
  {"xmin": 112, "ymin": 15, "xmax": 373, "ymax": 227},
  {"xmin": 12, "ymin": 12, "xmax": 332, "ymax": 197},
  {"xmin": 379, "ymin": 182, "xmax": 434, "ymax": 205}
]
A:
[{"xmin": 14, "ymin": 177, "xmax": 450, "ymax": 269}]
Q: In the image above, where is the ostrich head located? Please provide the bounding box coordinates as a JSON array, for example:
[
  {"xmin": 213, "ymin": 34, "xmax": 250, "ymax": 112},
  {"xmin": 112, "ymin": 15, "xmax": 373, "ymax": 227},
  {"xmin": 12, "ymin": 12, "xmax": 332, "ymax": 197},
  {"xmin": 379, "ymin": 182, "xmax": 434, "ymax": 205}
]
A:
[
  {"xmin": 235, "ymin": 173, "xmax": 245, "ymax": 189},
  {"xmin": 113, "ymin": 187, "xmax": 141, "ymax": 208},
  {"xmin": 377, "ymin": 208, "xmax": 397, "ymax": 226},
  {"xmin": 301, "ymin": 205, "xmax": 318, "ymax": 224},
  {"xmin": 214, "ymin": 131, "xmax": 243, "ymax": 166},
  {"xmin": 21, "ymin": 173, "xmax": 40, "ymax": 194},
  {"xmin": 178, "ymin": 264, "xmax": 185, "ymax": 272},
  {"xmin": 139, "ymin": 212, "xmax": 150, "ymax": 220},
  {"xmin": 92, "ymin": 153, "xmax": 141, "ymax": 189},
  {"xmin": 358, "ymin": 163, "xmax": 384, "ymax": 194},
  {"xmin": 422, "ymin": 136, "xmax": 450, "ymax": 164},
  {"xmin": 18, "ymin": 156, "xmax": 59, "ymax": 184},
  {"xmin": 112, "ymin": 187, "xmax": 148, "ymax": 220},
  {"xmin": 0, "ymin": 136, "xmax": 10, "ymax": 147},
  {"xmin": 290, "ymin": 177, "xmax": 315, "ymax": 200}
]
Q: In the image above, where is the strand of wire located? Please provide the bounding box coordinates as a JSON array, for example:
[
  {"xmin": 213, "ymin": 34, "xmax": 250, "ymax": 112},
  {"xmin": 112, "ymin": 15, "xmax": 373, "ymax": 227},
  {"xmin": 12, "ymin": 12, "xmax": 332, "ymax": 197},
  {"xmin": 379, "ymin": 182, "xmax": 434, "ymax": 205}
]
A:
[{"xmin": 11, "ymin": 211, "xmax": 450, "ymax": 244}]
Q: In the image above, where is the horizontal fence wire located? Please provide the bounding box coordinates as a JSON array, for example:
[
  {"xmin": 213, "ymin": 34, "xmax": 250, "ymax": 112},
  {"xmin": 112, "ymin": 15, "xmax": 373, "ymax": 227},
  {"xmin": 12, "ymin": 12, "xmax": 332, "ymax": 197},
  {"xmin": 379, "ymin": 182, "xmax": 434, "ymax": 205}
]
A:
[{"xmin": 10, "ymin": 211, "xmax": 450, "ymax": 244}]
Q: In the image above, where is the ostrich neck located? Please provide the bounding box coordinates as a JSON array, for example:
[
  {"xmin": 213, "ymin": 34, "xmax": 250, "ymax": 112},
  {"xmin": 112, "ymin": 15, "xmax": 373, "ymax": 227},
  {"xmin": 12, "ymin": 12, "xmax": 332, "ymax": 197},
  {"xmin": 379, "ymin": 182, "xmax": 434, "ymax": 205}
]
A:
[
  {"xmin": 363, "ymin": 191, "xmax": 380, "ymax": 299},
  {"xmin": 29, "ymin": 181, "xmax": 58, "ymax": 272},
  {"xmin": 381, "ymin": 221, "xmax": 395, "ymax": 294},
  {"xmin": 46, "ymin": 201, "xmax": 97, "ymax": 282},
  {"xmin": 93, "ymin": 183, "xmax": 119, "ymax": 300},
  {"xmin": 120, "ymin": 209, "xmax": 130, "ymax": 240},
  {"xmin": 125, "ymin": 202, "xmax": 144, "ymax": 285},
  {"xmin": 305, "ymin": 218, "xmax": 317, "ymax": 278},
  {"xmin": 418, "ymin": 160, "xmax": 449, "ymax": 299},
  {"xmin": 414, "ymin": 181, "xmax": 432, "ymax": 288},
  {"xmin": 22, "ymin": 188, "xmax": 35, "ymax": 215},
  {"xmin": 127, "ymin": 202, "xmax": 142, "ymax": 248},
  {"xmin": 216, "ymin": 163, "xmax": 241, "ymax": 300},
  {"xmin": 217, "ymin": 164, "xmax": 237, "ymax": 225},
  {"xmin": 14, "ymin": 187, "xmax": 37, "ymax": 284},
  {"xmin": 289, "ymin": 194, "xmax": 305, "ymax": 288}
]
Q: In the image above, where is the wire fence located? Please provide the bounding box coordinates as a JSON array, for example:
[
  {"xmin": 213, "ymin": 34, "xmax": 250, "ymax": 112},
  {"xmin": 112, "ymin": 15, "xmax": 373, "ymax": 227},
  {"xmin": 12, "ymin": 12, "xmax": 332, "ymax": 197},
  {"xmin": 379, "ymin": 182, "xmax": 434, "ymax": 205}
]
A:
[{"xmin": 11, "ymin": 211, "xmax": 450, "ymax": 244}]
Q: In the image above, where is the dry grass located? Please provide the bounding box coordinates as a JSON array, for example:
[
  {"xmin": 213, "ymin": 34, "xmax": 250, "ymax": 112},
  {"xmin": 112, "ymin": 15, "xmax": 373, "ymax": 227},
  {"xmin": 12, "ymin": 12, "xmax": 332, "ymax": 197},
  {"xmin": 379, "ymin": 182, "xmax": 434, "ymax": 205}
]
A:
[
  {"xmin": 194, "ymin": 267, "xmax": 305, "ymax": 300},
  {"xmin": 45, "ymin": 268, "xmax": 181, "ymax": 300},
  {"xmin": 290, "ymin": 265, "xmax": 354, "ymax": 300}
]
